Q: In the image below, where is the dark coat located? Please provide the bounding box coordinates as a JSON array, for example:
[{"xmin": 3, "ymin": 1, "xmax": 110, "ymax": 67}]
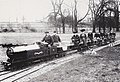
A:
[
  {"xmin": 71, "ymin": 35, "xmax": 80, "ymax": 41},
  {"xmin": 42, "ymin": 35, "xmax": 54, "ymax": 45},
  {"xmin": 80, "ymin": 33, "xmax": 87, "ymax": 45},
  {"xmin": 80, "ymin": 33, "xmax": 87, "ymax": 39},
  {"xmin": 52, "ymin": 35, "xmax": 61, "ymax": 43},
  {"xmin": 71, "ymin": 34, "xmax": 80, "ymax": 45}
]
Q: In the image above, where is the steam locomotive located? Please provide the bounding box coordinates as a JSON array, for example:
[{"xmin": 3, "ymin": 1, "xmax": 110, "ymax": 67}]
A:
[
  {"xmin": 2, "ymin": 42, "xmax": 65, "ymax": 70},
  {"xmin": 1, "ymin": 32, "xmax": 116, "ymax": 70}
]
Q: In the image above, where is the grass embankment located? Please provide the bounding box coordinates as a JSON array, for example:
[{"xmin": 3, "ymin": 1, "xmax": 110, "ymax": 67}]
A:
[{"xmin": 28, "ymin": 46, "xmax": 120, "ymax": 82}]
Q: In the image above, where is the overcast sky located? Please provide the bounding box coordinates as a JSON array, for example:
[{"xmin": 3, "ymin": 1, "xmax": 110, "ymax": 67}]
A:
[{"xmin": 0, "ymin": 0, "xmax": 89, "ymax": 22}]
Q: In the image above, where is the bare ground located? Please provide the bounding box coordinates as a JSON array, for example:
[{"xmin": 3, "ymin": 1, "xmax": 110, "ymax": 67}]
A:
[{"xmin": 27, "ymin": 46, "xmax": 120, "ymax": 82}]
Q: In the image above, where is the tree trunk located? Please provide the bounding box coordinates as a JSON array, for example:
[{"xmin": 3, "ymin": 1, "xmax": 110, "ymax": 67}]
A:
[
  {"xmin": 115, "ymin": 6, "xmax": 119, "ymax": 32},
  {"xmin": 62, "ymin": 18, "xmax": 65, "ymax": 33},
  {"xmin": 92, "ymin": 21, "xmax": 96, "ymax": 33}
]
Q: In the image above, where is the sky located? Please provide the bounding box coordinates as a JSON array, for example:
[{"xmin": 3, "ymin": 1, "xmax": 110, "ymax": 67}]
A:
[{"xmin": 0, "ymin": 0, "xmax": 89, "ymax": 22}]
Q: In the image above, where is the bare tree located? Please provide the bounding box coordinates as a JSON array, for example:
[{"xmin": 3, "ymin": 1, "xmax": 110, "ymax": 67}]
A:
[
  {"xmin": 49, "ymin": 0, "xmax": 90, "ymax": 33},
  {"xmin": 90, "ymin": 0, "xmax": 120, "ymax": 32},
  {"xmin": 50, "ymin": 0, "xmax": 66, "ymax": 33},
  {"xmin": 51, "ymin": 0, "xmax": 60, "ymax": 33},
  {"xmin": 72, "ymin": 0, "xmax": 90, "ymax": 33},
  {"xmin": 73, "ymin": 0, "xmax": 78, "ymax": 33}
]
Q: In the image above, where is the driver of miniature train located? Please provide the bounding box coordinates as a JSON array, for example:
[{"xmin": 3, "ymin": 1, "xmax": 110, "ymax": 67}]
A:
[
  {"xmin": 52, "ymin": 31, "xmax": 61, "ymax": 46},
  {"xmin": 42, "ymin": 31, "xmax": 54, "ymax": 46}
]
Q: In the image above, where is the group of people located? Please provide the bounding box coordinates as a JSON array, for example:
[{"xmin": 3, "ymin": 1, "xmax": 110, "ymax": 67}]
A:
[
  {"xmin": 41, "ymin": 30, "xmax": 116, "ymax": 48},
  {"xmin": 94, "ymin": 32, "xmax": 116, "ymax": 45},
  {"xmin": 71, "ymin": 30, "xmax": 88, "ymax": 47},
  {"xmin": 71, "ymin": 30, "xmax": 116, "ymax": 48},
  {"xmin": 42, "ymin": 31, "xmax": 61, "ymax": 46}
]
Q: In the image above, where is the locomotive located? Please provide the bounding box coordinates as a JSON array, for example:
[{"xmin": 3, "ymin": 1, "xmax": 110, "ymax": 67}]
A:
[
  {"xmin": 2, "ymin": 42, "xmax": 65, "ymax": 70},
  {"xmin": 1, "ymin": 31, "xmax": 116, "ymax": 70}
]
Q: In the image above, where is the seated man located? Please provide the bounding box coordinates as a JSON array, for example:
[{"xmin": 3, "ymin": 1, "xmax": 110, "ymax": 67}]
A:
[
  {"xmin": 109, "ymin": 32, "xmax": 116, "ymax": 42},
  {"xmin": 71, "ymin": 32, "xmax": 80, "ymax": 46},
  {"xmin": 52, "ymin": 31, "xmax": 61, "ymax": 46},
  {"xmin": 94, "ymin": 33, "xmax": 102, "ymax": 45},
  {"xmin": 88, "ymin": 32, "xmax": 93, "ymax": 42},
  {"xmin": 80, "ymin": 29, "xmax": 87, "ymax": 46},
  {"xmin": 42, "ymin": 31, "xmax": 54, "ymax": 46}
]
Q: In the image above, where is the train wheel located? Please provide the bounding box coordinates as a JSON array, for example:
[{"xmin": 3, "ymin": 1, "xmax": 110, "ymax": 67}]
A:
[
  {"xmin": 61, "ymin": 52, "xmax": 66, "ymax": 57},
  {"xmin": 55, "ymin": 54, "xmax": 59, "ymax": 58},
  {"xmin": 50, "ymin": 55, "xmax": 55, "ymax": 60},
  {"xmin": 46, "ymin": 56, "xmax": 51, "ymax": 61},
  {"xmin": 10, "ymin": 64, "xmax": 16, "ymax": 71},
  {"xmin": 4, "ymin": 64, "xmax": 10, "ymax": 71},
  {"xmin": 58, "ymin": 53, "xmax": 63, "ymax": 57},
  {"xmin": 40, "ymin": 58, "xmax": 43, "ymax": 62}
]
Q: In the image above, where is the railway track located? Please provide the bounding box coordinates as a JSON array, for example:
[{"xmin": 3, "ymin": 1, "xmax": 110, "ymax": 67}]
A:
[
  {"xmin": 0, "ymin": 50, "xmax": 77, "ymax": 82},
  {"xmin": 0, "ymin": 71, "xmax": 11, "ymax": 76},
  {"xmin": 0, "ymin": 40, "xmax": 120, "ymax": 82},
  {"xmin": 0, "ymin": 67, "xmax": 32, "ymax": 82}
]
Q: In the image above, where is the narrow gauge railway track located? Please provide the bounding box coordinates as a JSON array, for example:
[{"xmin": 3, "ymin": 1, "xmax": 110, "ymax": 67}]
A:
[
  {"xmin": 0, "ymin": 70, "xmax": 5, "ymax": 72},
  {"xmin": 0, "ymin": 71, "xmax": 11, "ymax": 76},
  {"xmin": 12, "ymin": 54, "xmax": 79, "ymax": 82},
  {"xmin": 0, "ymin": 50, "xmax": 77, "ymax": 82},
  {"xmin": 9, "ymin": 43, "xmax": 119, "ymax": 82},
  {"xmin": 0, "ymin": 67, "xmax": 32, "ymax": 82}
]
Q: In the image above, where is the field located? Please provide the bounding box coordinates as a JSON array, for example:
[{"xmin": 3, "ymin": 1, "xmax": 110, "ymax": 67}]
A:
[{"xmin": 0, "ymin": 33, "xmax": 73, "ymax": 44}]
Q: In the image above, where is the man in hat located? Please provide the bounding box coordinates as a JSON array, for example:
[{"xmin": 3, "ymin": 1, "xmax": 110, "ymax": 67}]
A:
[
  {"xmin": 52, "ymin": 31, "xmax": 61, "ymax": 46},
  {"xmin": 109, "ymin": 31, "xmax": 116, "ymax": 42},
  {"xmin": 80, "ymin": 29, "xmax": 87, "ymax": 46},
  {"xmin": 88, "ymin": 32, "xmax": 93, "ymax": 46},
  {"xmin": 42, "ymin": 31, "xmax": 54, "ymax": 46},
  {"xmin": 71, "ymin": 31, "xmax": 80, "ymax": 46}
]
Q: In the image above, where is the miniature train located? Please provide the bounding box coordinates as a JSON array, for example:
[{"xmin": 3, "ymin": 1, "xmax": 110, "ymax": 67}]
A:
[
  {"xmin": 1, "ymin": 32, "xmax": 116, "ymax": 70},
  {"xmin": 2, "ymin": 42, "xmax": 65, "ymax": 70}
]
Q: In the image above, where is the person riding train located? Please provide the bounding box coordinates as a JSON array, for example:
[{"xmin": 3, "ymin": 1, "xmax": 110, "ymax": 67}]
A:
[
  {"xmin": 79, "ymin": 29, "xmax": 88, "ymax": 50},
  {"xmin": 87, "ymin": 32, "xmax": 93, "ymax": 47},
  {"xmin": 94, "ymin": 32, "xmax": 102, "ymax": 46},
  {"xmin": 80, "ymin": 29, "xmax": 87, "ymax": 46},
  {"xmin": 52, "ymin": 31, "xmax": 61, "ymax": 46},
  {"xmin": 104, "ymin": 32, "xmax": 109, "ymax": 44},
  {"xmin": 109, "ymin": 31, "xmax": 116, "ymax": 42},
  {"xmin": 71, "ymin": 31, "xmax": 80, "ymax": 46},
  {"xmin": 42, "ymin": 31, "xmax": 54, "ymax": 46}
]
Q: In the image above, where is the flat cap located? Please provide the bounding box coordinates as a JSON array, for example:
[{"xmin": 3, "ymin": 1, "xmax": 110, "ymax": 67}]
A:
[
  {"xmin": 53, "ymin": 31, "xmax": 57, "ymax": 33},
  {"xmin": 45, "ymin": 31, "xmax": 49, "ymax": 33},
  {"xmin": 73, "ymin": 31, "xmax": 77, "ymax": 33},
  {"xmin": 80, "ymin": 29, "xmax": 85, "ymax": 32}
]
